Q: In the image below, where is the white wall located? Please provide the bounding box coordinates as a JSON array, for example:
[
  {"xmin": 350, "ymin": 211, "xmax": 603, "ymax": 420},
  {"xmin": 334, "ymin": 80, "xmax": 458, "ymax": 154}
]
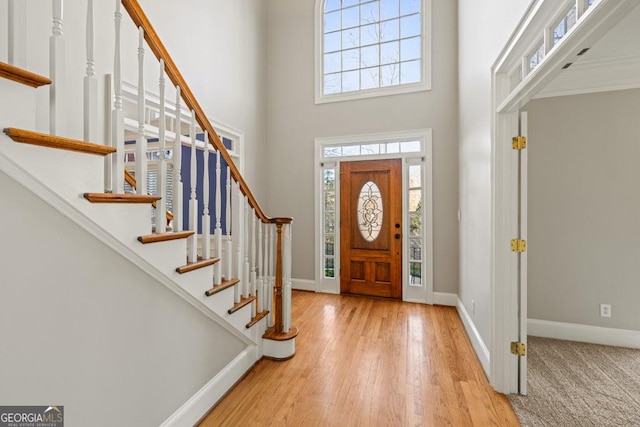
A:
[
  {"xmin": 0, "ymin": 170, "xmax": 246, "ymax": 426},
  {"xmin": 457, "ymin": 0, "xmax": 531, "ymax": 352},
  {"xmin": 15, "ymin": 0, "xmax": 268, "ymax": 201},
  {"xmin": 265, "ymin": 0, "xmax": 459, "ymax": 293},
  {"xmin": 525, "ymin": 89, "xmax": 640, "ymax": 332}
]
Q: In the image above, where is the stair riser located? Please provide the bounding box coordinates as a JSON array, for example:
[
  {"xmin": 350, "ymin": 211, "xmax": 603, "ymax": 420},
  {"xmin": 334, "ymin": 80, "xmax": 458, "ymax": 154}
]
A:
[
  {"xmin": 0, "ymin": 79, "xmax": 36, "ymax": 130},
  {"xmin": 226, "ymin": 302, "xmax": 255, "ymax": 334},
  {"xmin": 133, "ymin": 238, "xmax": 191, "ymax": 275},
  {"xmin": 0, "ymin": 133, "xmax": 104, "ymax": 197},
  {"xmin": 172, "ymin": 265, "xmax": 214, "ymax": 292}
]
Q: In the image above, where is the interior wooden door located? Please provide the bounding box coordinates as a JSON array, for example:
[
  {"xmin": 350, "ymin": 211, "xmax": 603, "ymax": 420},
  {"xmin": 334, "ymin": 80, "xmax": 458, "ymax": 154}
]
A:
[{"xmin": 340, "ymin": 159, "xmax": 402, "ymax": 299}]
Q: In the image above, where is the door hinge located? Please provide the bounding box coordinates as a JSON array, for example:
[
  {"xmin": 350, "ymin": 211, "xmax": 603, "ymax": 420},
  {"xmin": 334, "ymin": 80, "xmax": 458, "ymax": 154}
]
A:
[
  {"xmin": 512, "ymin": 136, "xmax": 527, "ymax": 150},
  {"xmin": 511, "ymin": 341, "xmax": 526, "ymax": 356},
  {"xmin": 510, "ymin": 239, "xmax": 526, "ymax": 252}
]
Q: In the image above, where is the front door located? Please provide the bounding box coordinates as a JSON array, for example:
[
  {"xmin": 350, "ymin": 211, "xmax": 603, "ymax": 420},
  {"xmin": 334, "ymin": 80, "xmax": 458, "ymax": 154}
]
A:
[{"xmin": 340, "ymin": 159, "xmax": 402, "ymax": 298}]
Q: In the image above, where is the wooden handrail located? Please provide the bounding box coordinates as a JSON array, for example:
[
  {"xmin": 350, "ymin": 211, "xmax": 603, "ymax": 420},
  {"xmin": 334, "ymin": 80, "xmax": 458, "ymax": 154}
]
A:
[
  {"xmin": 121, "ymin": 0, "xmax": 291, "ymax": 226},
  {"xmin": 124, "ymin": 170, "xmax": 174, "ymax": 221}
]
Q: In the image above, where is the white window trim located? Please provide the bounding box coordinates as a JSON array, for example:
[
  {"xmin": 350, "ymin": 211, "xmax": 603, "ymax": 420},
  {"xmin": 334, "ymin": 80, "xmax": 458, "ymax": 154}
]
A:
[
  {"xmin": 314, "ymin": 0, "xmax": 433, "ymax": 105},
  {"xmin": 314, "ymin": 129, "xmax": 433, "ymax": 304}
]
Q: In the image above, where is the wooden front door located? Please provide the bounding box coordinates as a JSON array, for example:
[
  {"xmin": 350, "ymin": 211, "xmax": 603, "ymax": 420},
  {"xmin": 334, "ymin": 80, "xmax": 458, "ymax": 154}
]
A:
[{"xmin": 340, "ymin": 159, "xmax": 402, "ymax": 299}]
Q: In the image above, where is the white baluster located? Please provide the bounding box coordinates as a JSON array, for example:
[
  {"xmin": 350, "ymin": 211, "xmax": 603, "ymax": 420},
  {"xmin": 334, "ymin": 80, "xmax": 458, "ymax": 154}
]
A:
[
  {"xmin": 244, "ymin": 197, "xmax": 250, "ymax": 297},
  {"xmin": 155, "ymin": 59, "xmax": 167, "ymax": 233},
  {"xmin": 111, "ymin": 0, "xmax": 124, "ymax": 193},
  {"xmin": 283, "ymin": 223, "xmax": 293, "ymax": 332},
  {"xmin": 135, "ymin": 27, "xmax": 147, "ymax": 195},
  {"xmin": 251, "ymin": 210, "xmax": 257, "ymax": 305},
  {"xmin": 202, "ymin": 131, "xmax": 210, "ymax": 260},
  {"xmin": 8, "ymin": 0, "xmax": 26, "ymax": 67},
  {"xmin": 214, "ymin": 150, "xmax": 222, "ymax": 285},
  {"xmin": 172, "ymin": 87, "xmax": 182, "ymax": 232},
  {"xmin": 50, "ymin": 0, "xmax": 66, "ymax": 136},
  {"xmin": 225, "ymin": 167, "xmax": 232, "ymax": 283},
  {"xmin": 104, "ymin": 74, "xmax": 113, "ymax": 193},
  {"xmin": 257, "ymin": 220, "xmax": 264, "ymax": 312},
  {"xmin": 187, "ymin": 113, "xmax": 198, "ymax": 262},
  {"xmin": 235, "ymin": 181, "xmax": 243, "ymax": 303},
  {"xmin": 83, "ymin": 0, "xmax": 97, "ymax": 142}
]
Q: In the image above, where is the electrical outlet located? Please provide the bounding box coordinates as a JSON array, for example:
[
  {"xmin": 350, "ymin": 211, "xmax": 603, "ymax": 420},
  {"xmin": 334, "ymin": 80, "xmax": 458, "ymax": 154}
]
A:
[
  {"xmin": 600, "ymin": 304, "xmax": 611, "ymax": 318},
  {"xmin": 472, "ymin": 299, "xmax": 476, "ymax": 315}
]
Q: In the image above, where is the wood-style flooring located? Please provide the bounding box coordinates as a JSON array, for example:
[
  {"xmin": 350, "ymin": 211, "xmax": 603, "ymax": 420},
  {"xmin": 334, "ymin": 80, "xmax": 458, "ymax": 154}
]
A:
[{"xmin": 199, "ymin": 291, "xmax": 520, "ymax": 426}]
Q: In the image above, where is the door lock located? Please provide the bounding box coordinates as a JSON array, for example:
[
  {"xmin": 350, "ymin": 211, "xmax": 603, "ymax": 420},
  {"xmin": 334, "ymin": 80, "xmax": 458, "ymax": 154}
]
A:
[{"xmin": 395, "ymin": 233, "xmax": 401, "ymax": 239}]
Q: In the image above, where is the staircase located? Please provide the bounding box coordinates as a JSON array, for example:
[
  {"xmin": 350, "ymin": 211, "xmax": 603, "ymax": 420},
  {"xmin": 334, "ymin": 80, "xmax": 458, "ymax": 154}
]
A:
[{"xmin": 0, "ymin": 1, "xmax": 295, "ymax": 425}]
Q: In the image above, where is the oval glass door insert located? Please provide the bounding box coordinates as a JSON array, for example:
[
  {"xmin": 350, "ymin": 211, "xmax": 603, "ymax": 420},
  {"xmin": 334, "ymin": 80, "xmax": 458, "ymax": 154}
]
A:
[{"xmin": 357, "ymin": 181, "xmax": 383, "ymax": 242}]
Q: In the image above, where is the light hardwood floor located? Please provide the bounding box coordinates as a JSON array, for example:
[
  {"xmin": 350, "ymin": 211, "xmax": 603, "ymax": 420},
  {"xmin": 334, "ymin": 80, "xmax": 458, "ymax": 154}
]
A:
[{"xmin": 200, "ymin": 291, "xmax": 520, "ymax": 426}]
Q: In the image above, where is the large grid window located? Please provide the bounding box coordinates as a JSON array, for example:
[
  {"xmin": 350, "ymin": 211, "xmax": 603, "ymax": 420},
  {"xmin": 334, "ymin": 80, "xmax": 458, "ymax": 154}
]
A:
[{"xmin": 319, "ymin": 0, "xmax": 429, "ymax": 102}]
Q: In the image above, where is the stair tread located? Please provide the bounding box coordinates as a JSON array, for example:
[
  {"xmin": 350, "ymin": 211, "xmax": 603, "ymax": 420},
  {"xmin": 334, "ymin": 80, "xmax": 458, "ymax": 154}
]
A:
[
  {"xmin": 4, "ymin": 128, "xmax": 116, "ymax": 156},
  {"xmin": 176, "ymin": 257, "xmax": 219, "ymax": 274},
  {"xmin": 262, "ymin": 325, "xmax": 299, "ymax": 339},
  {"xmin": 205, "ymin": 278, "xmax": 240, "ymax": 297},
  {"xmin": 84, "ymin": 193, "xmax": 160, "ymax": 204},
  {"xmin": 247, "ymin": 310, "xmax": 269, "ymax": 329},
  {"xmin": 228, "ymin": 296, "xmax": 256, "ymax": 314},
  {"xmin": 0, "ymin": 62, "xmax": 51, "ymax": 88},
  {"xmin": 137, "ymin": 231, "xmax": 194, "ymax": 244}
]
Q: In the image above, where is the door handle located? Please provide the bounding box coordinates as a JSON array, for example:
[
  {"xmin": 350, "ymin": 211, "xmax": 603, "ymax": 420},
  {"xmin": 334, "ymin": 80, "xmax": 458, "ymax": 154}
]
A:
[{"xmin": 395, "ymin": 233, "xmax": 401, "ymax": 239}]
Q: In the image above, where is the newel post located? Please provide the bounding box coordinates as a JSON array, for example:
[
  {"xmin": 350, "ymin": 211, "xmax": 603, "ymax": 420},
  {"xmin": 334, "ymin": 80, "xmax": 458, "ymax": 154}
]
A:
[{"xmin": 274, "ymin": 223, "xmax": 284, "ymax": 333}]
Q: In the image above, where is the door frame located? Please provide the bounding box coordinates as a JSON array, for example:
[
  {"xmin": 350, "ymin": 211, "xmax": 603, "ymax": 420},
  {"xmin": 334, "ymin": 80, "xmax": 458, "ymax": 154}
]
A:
[
  {"xmin": 490, "ymin": 0, "xmax": 637, "ymax": 394},
  {"xmin": 314, "ymin": 129, "xmax": 433, "ymax": 304}
]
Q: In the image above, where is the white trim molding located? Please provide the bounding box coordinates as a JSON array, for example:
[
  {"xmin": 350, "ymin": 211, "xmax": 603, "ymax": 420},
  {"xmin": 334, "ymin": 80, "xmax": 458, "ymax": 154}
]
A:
[
  {"xmin": 160, "ymin": 346, "xmax": 257, "ymax": 427},
  {"xmin": 457, "ymin": 296, "xmax": 491, "ymax": 376},
  {"xmin": 291, "ymin": 278, "xmax": 316, "ymax": 292},
  {"xmin": 433, "ymin": 292, "xmax": 457, "ymax": 306},
  {"xmin": 528, "ymin": 319, "xmax": 640, "ymax": 349}
]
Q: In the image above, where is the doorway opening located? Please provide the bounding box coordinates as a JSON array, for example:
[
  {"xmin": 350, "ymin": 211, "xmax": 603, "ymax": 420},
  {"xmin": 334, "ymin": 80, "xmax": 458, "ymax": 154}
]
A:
[{"xmin": 314, "ymin": 129, "xmax": 433, "ymax": 303}]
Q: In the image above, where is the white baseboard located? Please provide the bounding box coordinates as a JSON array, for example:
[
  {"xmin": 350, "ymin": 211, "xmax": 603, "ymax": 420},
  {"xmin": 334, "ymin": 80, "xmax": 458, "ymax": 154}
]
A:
[
  {"xmin": 291, "ymin": 278, "xmax": 316, "ymax": 292},
  {"xmin": 160, "ymin": 346, "xmax": 257, "ymax": 426},
  {"xmin": 456, "ymin": 297, "xmax": 491, "ymax": 375},
  {"xmin": 528, "ymin": 319, "xmax": 640, "ymax": 349},
  {"xmin": 433, "ymin": 292, "xmax": 457, "ymax": 306}
]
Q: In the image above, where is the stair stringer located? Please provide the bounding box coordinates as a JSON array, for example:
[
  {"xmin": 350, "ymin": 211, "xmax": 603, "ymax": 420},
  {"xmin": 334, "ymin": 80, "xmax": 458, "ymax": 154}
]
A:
[{"xmin": 0, "ymin": 147, "xmax": 257, "ymax": 349}]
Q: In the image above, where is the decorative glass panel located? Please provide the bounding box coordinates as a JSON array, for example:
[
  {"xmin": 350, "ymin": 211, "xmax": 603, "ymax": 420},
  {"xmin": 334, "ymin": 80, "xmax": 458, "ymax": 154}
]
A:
[
  {"xmin": 325, "ymin": 257, "xmax": 335, "ymax": 278},
  {"xmin": 361, "ymin": 144, "xmax": 380, "ymax": 155},
  {"xmin": 410, "ymin": 262, "xmax": 422, "ymax": 285},
  {"xmin": 324, "ymin": 191, "xmax": 336, "ymax": 212},
  {"xmin": 409, "ymin": 213, "xmax": 421, "ymax": 236},
  {"xmin": 357, "ymin": 181, "xmax": 383, "ymax": 242},
  {"xmin": 325, "ymin": 236, "xmax": 335, "ymax": 256},
  {"xmin": 409, "ymin": 188, "xmax": 421, "ymax": 212},
  {"xmin": 400, "ymin": 140, "xmax": 421, "ymax": 152},
  {"xmin": 409, "ymin": 164, "xmax": 421, "ymax": 187},
  {"xmin": 325, "ymin": 212, "xmax": 335, "ymax": 233},
  {"xmin": 324, "ymin": 169, "xmax": 336, "ymax": 190},
  {"xmin": 410, "ymin": 238, "xmax": 422, "ymax": 261}
]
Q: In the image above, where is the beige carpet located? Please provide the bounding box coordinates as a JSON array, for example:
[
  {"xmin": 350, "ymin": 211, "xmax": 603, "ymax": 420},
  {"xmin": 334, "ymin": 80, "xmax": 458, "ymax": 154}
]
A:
[{"xmin": 509, "ymin": 336, "xmax": 640, "ymax": 427}]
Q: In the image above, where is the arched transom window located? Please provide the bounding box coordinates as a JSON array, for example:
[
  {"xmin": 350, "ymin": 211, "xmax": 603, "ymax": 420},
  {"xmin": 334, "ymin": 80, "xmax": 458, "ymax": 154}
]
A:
[{"xmin": 316, "ymin": 0, "xmax": 431, "ymax": 103}]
